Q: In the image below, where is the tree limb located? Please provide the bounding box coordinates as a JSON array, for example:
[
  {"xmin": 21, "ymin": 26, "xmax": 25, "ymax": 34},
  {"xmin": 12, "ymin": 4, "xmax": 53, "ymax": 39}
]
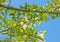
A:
[{"xmin": 0, "ymin": 4, "xmax": 60, "ymax": 14}]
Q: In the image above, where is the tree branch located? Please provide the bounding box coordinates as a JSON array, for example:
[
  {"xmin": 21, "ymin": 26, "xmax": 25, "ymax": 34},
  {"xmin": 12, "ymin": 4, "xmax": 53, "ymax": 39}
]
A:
[
  {"xmin": 0, "ymin": 28, "xmax": 44, "ymax": 41},
  {"xmin": 0, "ymin": 4, "xmax": 60, "ymax": 14}
]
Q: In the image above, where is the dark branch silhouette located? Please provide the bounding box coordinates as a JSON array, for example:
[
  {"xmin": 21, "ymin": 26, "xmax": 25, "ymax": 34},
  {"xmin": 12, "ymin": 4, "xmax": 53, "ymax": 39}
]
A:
[{"xmin": 0, "ymin": 4, "xmax": 60, "ymax": 14}]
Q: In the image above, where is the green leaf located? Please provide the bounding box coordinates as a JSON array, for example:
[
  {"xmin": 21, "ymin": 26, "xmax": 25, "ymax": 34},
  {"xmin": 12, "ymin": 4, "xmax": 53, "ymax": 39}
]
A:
[
  {"xmin": 32, "ymin": 4, "xmax": 38, "ymax": 9},
  {"xmin": 32, "ymin": 38, "xmax": 36, "ymax": 42},
  {"xmin": 0, "ymin": 25, "xmax": 2, "ymax": 28},
  {"xmin": 0, "ymin": 0, "xmax": 5, "ymax": 3},
  {"xmin": 42, "ymin": 30, "xmax": 46, "ymax": 36},
  {"xmin": 37, "ymin": 36, "xmax": 44, "ymax": 41},
  {"xmin": 39, "ymin": 6, "xmax": 44, "ymax": 11},
  {"xmin": 38, "ymin": 20, "xmax": 41, "ymax": 25},
  {"xmin": 20, "ymin": 5, "xmax": 24, "ymax": 9},
  {"xmin": 0, "ymin": 16, "xmax": 3, "ymax": 20},
  {"xmin": 10, "ymin": 10, "xmax": 16, "ymax": 14},
  {"xmin": 3, "ymin": 31, "xmax": 8, "ymax": 34},
  {"xmin": 25, "ymin": 3, "xmax": 30, "ymax": 10},
  {"xmin": 52, "ymin": 14, "xmax": 57, "ymax": 19}
]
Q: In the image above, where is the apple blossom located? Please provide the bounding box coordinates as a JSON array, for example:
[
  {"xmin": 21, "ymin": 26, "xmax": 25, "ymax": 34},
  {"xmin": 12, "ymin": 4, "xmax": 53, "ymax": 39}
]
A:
[
  {"xmin": 38, "ymin": 32, "xmax": 44, "ymax": 38},
  {"xmin": 24, "ymin": 15, "xmax": 29, "ymax": 22},
  {"xmin": 20, "ymin": 22, "xmax": 24, "ymax": 25},
  {"xmin": 23, "ymin": 24, "xmax": 27, "ymax": 29}
]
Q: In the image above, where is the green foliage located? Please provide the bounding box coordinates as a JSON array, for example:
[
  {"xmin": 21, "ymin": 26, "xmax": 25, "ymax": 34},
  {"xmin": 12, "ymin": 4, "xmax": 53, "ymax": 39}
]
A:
[
  {"xmin": 0, "ymin": 16, "xmax": 3, "ymax": 20},
  {"xmin": 0, "ymin": 0, "xmax": 60, "ymax": 42},
  {"xmin": 0, "ymin": 0, "xmax": 5, "ymax": 3}
]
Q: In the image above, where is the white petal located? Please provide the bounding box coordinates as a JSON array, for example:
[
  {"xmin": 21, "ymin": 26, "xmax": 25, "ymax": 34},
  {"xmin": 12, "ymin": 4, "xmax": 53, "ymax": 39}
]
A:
[
  {"xmin": 23, "ymin": 24, "xmax": 27, "ymax": 29},
  {"xmin": 40, "ymin": 33, "xmax": 44, "ymax": 38},
  {"xmin": 20, "ymin": 22, "xmax": 24, "ymax": 25},
  {"xmin": 36, "ymin": 39, "xmax": 42, "ymax": 42},
  {"xmin": 26, "ymin": 19, "xmax": 29, "ymax": 22},
  {"xmin": 38, "ymin": 33, "xmax": 44, "ymax": 38},
  {"xmin": 4, "ymin": 2, "xmax": 8, "ymax": 6}
]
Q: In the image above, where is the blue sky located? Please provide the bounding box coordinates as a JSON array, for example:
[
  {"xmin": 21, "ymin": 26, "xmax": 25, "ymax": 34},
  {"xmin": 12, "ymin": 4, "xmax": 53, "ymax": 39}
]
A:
[{"xmin": 0, "ymin": 0, "xmax": 60, "ymax": 42}]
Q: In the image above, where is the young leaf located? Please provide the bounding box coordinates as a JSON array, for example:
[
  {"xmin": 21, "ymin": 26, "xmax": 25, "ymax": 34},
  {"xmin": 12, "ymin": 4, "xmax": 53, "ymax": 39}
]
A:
[{"xmin": 38, "ymin": 20, "xmax": 41, "ymax": 25}]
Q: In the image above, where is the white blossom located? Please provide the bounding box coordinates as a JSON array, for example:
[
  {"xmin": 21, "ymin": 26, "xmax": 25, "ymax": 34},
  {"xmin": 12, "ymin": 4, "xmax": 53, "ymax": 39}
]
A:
[
  {"xmin": 40, "ymin": 33, "xmax": 44, "ymax": 38},
  {"xmin": 26, "ymin": 18, "xmax": 29, "ymax": 22},
  {"xmin": 4, "ymin": 2, "xmax": 8, "ymax": 6},
  {"xmin": 38, "ymin": 32, "xmax": 44, "ymax": 38},
  {"xmin": 36, "ymin": 39, "xmax": 42, "ymax": 42},
  {"xmin": 2, "ymin": 0, "xmax": 8, "ymax": 6},
  {"xmin": 36, "ymin": 40, "xmax": 46, "ymax": 42},
  {"xmin": 24, "ymin": 15, "xmax": 27, "ymax": 19},
  {"xmin": 0, "ymin": 0, "xmax": 9, "ymax": 6},
  {"xmin": 20, "ymin": 22, "xmax": 24, "ymax": 25},
  {"xmin": 37, "ymin": 33, "xmax": 45, "ymax": 42},
  {"xmin": 24, "ymin": 15, "xmax": 29, "ymax": 22},
  {"xmin": 23, "ymin": 24, "xmax": 27, "ymax": 29}
]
